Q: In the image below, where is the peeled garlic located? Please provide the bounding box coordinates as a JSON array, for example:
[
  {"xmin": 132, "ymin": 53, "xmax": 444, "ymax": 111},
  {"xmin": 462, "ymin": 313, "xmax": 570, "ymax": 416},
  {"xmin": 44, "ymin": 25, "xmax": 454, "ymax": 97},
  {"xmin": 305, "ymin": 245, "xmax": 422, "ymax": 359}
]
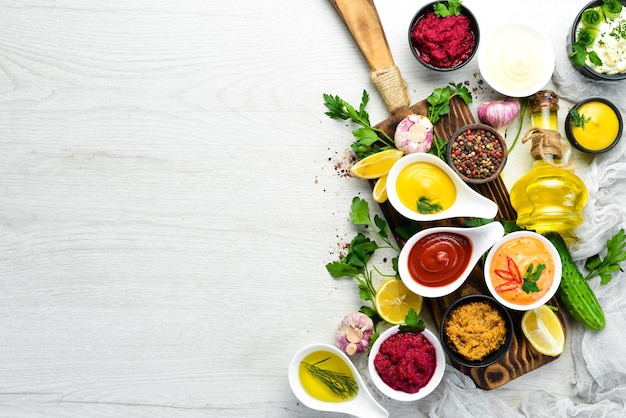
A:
[
  {"xmin": 394, "ymin": 114, "xmax": 434, "ymax": 154},
  {"xmin": 335, "ymin": 312, "xmax": 374, "ymax": 356},
  {"xmin": 477, "ymin": 98, "xmax": 521, "ymax": 130}
]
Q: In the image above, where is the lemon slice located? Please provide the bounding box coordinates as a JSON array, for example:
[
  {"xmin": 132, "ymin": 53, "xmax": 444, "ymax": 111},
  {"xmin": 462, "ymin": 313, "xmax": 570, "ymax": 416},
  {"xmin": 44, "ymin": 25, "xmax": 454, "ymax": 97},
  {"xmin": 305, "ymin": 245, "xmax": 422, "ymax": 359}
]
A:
[
  {"xmin": 521, "ymin": 305, "xmax": 565, "ymax": 357},
  {"xmin": 350, "ymin": 149, "xmax": 404, "ymax": 180},
  {"xmin": 375, "ymin": 278, "xmax": 423, "ymax": 325},
  {"xmin": 372, "ymin": 175, "xmax": 388, "ymax": 203}
]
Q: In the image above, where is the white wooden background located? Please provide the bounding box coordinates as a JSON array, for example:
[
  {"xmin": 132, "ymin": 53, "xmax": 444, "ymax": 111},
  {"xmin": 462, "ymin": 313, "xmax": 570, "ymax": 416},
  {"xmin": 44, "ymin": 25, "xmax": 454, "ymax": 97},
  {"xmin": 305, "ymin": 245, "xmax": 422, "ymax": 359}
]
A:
[{"xmin": 0, "ymin": 0, "xmax": 606, "ymax": 416}]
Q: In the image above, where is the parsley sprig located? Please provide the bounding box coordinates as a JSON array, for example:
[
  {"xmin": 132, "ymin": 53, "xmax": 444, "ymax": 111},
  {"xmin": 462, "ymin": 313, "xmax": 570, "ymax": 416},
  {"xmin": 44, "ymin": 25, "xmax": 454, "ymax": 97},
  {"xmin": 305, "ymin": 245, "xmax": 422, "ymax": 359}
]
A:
[
  {"xmin": 585, "ymin": 228, "xmax": 626, "ymax": 284},
  {"xmin": 323, "ymin": 90, "xmax": 395, "ymax": 158},
  {"xmin": 521, "ymin": 263, "xmax": 546, "ymax": 293},
  {"xmin": 569, "ymin": 42, "xmax": 602, "ymax": 68},
  {"xmin": 325, "ymin": 197, "xmax": 399, "ymax": 314},
  {"xmin": 399, "ymin": 308, "xmax": 426, "ymax": 333},
  {"xmin": 569, "ymin": 108, "xmax": 591, "ymax": 129},
  {"xmin": 425, "ymin": 82, "xmax": 472, "ymax": 160},
  {"xmin": 433, "ymin": 0, "xmax": 462, "ymax": 17},
  {"xmin": 426, "ymin": 82, "xmax": 472, "ymax": 125}
]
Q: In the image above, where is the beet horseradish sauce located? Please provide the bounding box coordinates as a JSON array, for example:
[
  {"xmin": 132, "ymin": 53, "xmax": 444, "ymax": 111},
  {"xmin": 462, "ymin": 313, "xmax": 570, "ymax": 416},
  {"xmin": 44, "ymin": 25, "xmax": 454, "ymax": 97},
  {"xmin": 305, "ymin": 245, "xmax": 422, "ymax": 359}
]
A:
[{"xmin": 407, "ymin": 232, "xmax": 472, "ymax": 287}]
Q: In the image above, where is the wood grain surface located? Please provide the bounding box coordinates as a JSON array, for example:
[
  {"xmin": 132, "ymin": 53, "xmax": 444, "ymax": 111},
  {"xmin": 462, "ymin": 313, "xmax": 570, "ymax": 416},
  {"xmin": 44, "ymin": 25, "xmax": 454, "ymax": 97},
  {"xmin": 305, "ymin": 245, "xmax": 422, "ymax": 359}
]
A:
[
  {"xmin": 0, "ymin": 0, "xmax": 588, "ymax": 416},
  {"xmin": 374, "ymin": 96, "xmax": 567, "ymax": 390}
]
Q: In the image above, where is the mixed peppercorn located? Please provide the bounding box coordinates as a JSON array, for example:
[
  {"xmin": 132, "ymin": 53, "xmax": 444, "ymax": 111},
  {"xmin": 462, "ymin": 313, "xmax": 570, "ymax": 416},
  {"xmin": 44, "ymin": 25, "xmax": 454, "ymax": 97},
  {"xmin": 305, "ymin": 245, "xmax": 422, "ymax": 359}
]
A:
[{"xmin": 449, "ymin": 127, "xmax": 504, "ymax": 181}]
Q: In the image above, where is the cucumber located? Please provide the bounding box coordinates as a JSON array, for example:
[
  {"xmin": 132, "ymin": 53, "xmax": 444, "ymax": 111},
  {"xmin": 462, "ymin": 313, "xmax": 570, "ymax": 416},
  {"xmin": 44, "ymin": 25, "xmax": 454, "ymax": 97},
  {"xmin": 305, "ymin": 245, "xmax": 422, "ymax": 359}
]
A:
[{"xmin": 544, "ymin": 231, "xmax": 606, "ymax": 331}]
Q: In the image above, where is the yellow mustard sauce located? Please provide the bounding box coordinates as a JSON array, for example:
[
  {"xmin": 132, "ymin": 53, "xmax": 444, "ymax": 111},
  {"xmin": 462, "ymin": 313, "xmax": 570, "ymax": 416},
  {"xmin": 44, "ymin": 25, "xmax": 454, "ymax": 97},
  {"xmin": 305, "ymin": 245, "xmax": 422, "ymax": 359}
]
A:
[
  {"xmin": 298, "ymin": 350, "xmax": 357, "ymax": 402},
  {"xmin": 572, "ymin": 101, "xmax": 620, "ymax": 151},
  {"xmin": 489, "ymin": 236, "xmax": 555, "ymax": 305},
  {"xmin": 396, "ymin": 162, "xmax": 456, "ymax": 214}
]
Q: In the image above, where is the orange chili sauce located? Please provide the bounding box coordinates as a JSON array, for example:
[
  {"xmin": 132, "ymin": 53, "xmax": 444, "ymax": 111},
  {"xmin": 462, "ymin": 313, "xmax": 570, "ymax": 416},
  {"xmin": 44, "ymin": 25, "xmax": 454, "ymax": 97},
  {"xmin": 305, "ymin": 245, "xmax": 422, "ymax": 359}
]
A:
[{"xmin": 488, "ymin": 235, "xmax": 555, "ymax": 305}]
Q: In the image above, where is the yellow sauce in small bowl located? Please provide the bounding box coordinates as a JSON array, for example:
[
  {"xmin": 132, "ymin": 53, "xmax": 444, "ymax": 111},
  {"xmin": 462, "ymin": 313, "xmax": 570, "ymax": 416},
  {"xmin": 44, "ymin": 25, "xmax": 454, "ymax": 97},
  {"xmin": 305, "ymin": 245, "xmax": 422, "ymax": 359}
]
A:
[
  {"xmin": 395, "ymin": 162, "xmax": 456, "ymax": 213},
  {"xmin": 566, "ymin": 99, "xmax": 623, "ymax": 153},
  {"xmin": 386, "ymin": 153, "xmax": 499, "ymax": 221}
]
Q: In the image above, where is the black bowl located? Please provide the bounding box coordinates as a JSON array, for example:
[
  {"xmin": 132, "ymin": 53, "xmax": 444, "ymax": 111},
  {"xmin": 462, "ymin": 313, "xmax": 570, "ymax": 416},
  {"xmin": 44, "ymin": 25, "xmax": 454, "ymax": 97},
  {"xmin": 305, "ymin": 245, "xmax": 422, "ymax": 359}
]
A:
[
  {"xmin": 408, "ymin": 2, "xmax": 479, "ymax": 72},
  {"xmin": 439, "ymin": 294, "xmax": 514, "ymax": 368},
  {"xmin": 565, "ymin": 97, "xmax": 624, "ymax": 153},
  {"xmin": 567, "ymin": 0, "xmax": 626, "ymax": 80}
]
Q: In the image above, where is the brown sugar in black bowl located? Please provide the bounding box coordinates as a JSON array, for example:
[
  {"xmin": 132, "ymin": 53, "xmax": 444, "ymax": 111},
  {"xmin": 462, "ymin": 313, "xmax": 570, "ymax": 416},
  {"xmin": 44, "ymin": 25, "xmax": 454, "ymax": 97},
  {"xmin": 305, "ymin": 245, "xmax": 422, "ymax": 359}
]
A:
[
  {"xmin": 447, "ymin": 123, "xmax": 507, "ymax": 184},
  {"xmin": 440, "ymin": 294, "xmax": 514, "ymax": 368}
]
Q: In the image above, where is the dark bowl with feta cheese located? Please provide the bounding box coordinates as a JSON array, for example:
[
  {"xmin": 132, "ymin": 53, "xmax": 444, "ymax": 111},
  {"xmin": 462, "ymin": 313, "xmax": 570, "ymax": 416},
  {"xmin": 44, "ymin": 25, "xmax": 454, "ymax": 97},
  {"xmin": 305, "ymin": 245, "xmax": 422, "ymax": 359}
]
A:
[{"xmin": 567, "ymin": 0, "xmax": 626, "ymax": 80}]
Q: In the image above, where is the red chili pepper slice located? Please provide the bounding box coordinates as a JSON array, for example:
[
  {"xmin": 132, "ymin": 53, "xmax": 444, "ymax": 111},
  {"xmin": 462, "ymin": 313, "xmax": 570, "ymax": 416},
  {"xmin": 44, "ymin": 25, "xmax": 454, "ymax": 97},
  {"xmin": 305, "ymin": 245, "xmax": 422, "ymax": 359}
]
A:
[
  {"xmin": 507, "ymin": 256, "xmax": 522, "ymax": 282},
  {"xmin": 494, "ymin": 269, "xmax": 516, "ymax": 280},
  {"xmin": 496, "ymin": 280, "xmax": 519, "ymax": 291}
]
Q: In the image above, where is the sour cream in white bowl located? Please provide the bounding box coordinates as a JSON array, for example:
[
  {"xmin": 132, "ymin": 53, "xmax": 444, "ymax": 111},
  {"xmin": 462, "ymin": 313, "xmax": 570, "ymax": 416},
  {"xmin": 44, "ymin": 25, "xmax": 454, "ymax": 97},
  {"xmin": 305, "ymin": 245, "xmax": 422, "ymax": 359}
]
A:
[{"xmin": 478, "ymin": 23, "xmax": 555, "ymax": 97}]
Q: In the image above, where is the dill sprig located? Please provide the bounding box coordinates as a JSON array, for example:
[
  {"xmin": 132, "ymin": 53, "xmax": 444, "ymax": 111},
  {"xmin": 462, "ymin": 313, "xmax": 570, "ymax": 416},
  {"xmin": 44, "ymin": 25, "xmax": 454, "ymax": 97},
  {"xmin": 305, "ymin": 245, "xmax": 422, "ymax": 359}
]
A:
[
  {"xmin": 417, "ymin": 196, "xmax": 443, "ymax": 214},
  {"xmin": 300, "ymin": 358, "xmax": 358, "ymax": 399}
]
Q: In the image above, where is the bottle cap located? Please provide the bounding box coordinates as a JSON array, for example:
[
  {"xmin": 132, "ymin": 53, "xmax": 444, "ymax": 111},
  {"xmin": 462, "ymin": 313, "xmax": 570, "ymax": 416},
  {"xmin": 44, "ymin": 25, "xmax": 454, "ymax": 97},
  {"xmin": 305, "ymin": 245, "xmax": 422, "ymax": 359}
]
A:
[{"xmin": 530, "ymin": 90, "xmax": 559, "ymax": 113}]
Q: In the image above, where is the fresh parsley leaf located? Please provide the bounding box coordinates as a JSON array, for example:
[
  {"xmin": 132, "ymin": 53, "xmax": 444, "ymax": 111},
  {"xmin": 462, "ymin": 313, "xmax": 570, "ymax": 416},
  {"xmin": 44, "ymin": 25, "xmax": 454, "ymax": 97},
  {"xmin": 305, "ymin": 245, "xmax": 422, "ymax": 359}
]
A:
[
  {"xmin": 323, "ymin": 90, "xmax": 395, "ymax": 158},
  {"xmin": 521, "ymin": 263, "xmax": 546, "ymax": 293},
  {"xmin": 399, "ymin": 308, "xmax": 426, "ymax": 333},
  {"xmin": 569, "ymin": 42, "xmax": 604, "ymax": 68},
  {"xmin": 433, "ymin": 0, "xmax": 462, "ymax": 17},
  {"xmin": 588, "ymin": 50, "xmax": 603, "ymax": 66},
  {"xmin": 426, "ymin": 83, "xmax": 472, "ymax": 125},
  {"xmin": 464, "ymin": 218, "xmax": 492, "ymax": 228},
  {"xmin": 349, "ymin": 197, "xmax": 399, "ymax": 252},
  {"xmin": 325, "ymin": 197, "xmax": 401, "ymax": 319},
  {"xmin": 568, "ymin": 108, "xmax": 591, "ymax": 129},
  {"xmin": 584, "ymin": 228, "xmax": 626, "ymax": 284},
  {"xmin": 326, "ymin": 260, "xmax": 363, "ymax": 279},
  {"xmin": 568, "ymin": 43, "xmax": 588, "ymax": 67},
  {"xmin": 395, "ymin": 223, "xmax": 422, "ymax": 241},
  {"xmin": 417, "ymin": 196, "xmax": 443, "ymax": 214},
  {"xmin": 433, "ymin": 2, "xmax": 451, "ymax": 17}
]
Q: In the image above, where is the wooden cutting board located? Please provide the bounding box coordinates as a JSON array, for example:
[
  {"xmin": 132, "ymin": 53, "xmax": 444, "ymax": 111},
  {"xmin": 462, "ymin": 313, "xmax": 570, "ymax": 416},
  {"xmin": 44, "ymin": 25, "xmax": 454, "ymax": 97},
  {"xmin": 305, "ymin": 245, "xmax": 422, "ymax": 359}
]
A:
[
  {"xmin": 328, "ymin": 0, "xmax": 566, "ymax": 390},
  {"xmin": 373, "ymin": 96, "xmax": 567, "ymax": 390}
]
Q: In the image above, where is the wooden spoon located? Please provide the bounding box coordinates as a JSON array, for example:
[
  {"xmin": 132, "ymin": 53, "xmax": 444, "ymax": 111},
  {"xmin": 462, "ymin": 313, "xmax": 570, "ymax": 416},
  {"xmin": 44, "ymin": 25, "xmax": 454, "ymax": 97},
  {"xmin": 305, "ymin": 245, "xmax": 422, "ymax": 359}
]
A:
[{"xmin": 329, "ymin": 0, "xmax": 410, "ymax": 115}]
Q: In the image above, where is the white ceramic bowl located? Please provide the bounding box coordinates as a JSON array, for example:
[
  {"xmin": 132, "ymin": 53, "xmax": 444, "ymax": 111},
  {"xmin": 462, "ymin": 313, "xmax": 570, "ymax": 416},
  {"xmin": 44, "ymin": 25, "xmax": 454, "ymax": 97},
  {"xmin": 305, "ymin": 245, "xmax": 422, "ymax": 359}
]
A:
[
  {"xmin": 368, "ymin": 326, "xmax": 445, "ymax": 401},
  {"xmin": 478, "ymin": 23, "xmax": 555, "ymax": 97},
  {"xmin": 398, "ymin": 222, "xmax": 505, "ymax": 298},
  {"xmin": 288, "ymin": 343, "xmax": 388, "ymax": 417},
  {"xmin": 484, "ymin": 231, "xmax": 562, "ymax": 311},
  {"xmin": 386, "ymin": 153, "xmax": 498, "ymax": 222}
]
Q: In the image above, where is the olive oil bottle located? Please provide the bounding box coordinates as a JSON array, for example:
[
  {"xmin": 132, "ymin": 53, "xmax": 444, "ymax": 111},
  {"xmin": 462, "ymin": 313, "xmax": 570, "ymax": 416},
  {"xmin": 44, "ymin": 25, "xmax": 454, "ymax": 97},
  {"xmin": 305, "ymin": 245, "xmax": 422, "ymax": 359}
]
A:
[{"xmin": 510, "ymin": 90, "xmax": 588, "ymax": 232}]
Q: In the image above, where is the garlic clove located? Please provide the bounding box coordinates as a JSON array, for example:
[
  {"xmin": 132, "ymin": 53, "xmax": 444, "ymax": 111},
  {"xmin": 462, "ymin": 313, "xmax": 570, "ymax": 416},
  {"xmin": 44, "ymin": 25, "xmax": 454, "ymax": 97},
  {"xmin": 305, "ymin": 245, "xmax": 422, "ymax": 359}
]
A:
[{"xmin": 394, "ymin": 114, "xmax": 434, "ymax": 154}]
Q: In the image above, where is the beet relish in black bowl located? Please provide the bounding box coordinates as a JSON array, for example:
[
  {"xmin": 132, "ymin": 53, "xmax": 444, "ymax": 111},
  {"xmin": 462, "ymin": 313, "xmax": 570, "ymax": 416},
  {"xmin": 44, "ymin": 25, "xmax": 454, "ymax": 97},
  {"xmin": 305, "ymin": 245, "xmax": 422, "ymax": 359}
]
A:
[{"xmin": 408, "ymin": 1, "xmax": 479, "ymax": 71}]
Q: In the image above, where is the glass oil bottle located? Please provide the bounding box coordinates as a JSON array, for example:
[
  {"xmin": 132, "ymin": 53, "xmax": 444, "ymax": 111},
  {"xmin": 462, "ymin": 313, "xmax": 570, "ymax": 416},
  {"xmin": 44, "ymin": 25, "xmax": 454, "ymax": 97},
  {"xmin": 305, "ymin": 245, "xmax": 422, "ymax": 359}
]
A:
[{"xmin": 509, "ymin": 90, "xmax": 588, "ymax": 233}]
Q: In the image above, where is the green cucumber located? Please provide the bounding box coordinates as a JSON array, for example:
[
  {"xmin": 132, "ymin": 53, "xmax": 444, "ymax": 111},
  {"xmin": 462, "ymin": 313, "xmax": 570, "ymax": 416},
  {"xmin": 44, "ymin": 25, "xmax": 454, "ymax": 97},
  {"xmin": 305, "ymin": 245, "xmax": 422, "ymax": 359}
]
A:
[{"xmin": 544, "ymin": 231, "xmax": 606, "ymax": 331}]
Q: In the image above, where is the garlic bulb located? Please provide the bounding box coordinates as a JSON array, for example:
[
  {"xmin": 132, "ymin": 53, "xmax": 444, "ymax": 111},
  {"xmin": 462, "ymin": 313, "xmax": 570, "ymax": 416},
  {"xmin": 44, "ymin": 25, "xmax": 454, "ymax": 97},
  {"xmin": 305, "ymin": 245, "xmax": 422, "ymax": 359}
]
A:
[
  {"xmin": 477, "ymin": 98, "xmax": 521, "ymax": 130},
  {"xmin": 335, "ymin": 312, "xmax": 374, "ymax": 356},
  {"xmin": 394, "ymin": 114, "xmax": 434, "ymax": 154}
]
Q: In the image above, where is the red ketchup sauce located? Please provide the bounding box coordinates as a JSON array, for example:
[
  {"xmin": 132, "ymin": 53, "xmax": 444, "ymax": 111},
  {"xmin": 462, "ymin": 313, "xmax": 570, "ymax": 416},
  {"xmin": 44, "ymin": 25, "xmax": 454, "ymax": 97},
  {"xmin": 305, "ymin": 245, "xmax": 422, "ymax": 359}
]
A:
[
  {"xmin": 410, "ymin": 11, "xmax": 475, "ymax": 68},
  {"xmin": 407, "ymin": 232, "xmax": 472, "ymax": 287},
  {"xmin": 374, "ymin": 332, "xmax": 436, "ymax": 393}
]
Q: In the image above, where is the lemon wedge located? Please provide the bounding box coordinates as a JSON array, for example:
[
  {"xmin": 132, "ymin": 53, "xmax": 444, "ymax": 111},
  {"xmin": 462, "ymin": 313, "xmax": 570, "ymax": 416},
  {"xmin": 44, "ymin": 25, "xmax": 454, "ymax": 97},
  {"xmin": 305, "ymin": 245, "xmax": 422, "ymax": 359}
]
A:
[
  {"xmin": 521, "ymin": 305, "xmax": 565, "ymax": 357},
  {"xmin": 372, "ymin": 175, "xmax": 388, "ymax": 203},
  {"xmin": 375, "ymin": 278, "xmax": 423, "ymax": 325},
  {"xmin": 350, "ymin": 149, "xmax": 404, "ymax": 180}
]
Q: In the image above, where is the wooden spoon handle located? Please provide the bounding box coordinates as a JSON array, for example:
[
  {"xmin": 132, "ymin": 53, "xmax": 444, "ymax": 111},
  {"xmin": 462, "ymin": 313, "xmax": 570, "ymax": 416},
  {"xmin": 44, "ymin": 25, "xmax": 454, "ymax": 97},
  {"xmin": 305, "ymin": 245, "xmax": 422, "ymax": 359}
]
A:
[
  {"xmin": 329, "ymin": 0, "xmax": 410, "ymax": 113},
  {"xmin": 329, "ymin": 0, "xmax": 395, "ymax": 71}
]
